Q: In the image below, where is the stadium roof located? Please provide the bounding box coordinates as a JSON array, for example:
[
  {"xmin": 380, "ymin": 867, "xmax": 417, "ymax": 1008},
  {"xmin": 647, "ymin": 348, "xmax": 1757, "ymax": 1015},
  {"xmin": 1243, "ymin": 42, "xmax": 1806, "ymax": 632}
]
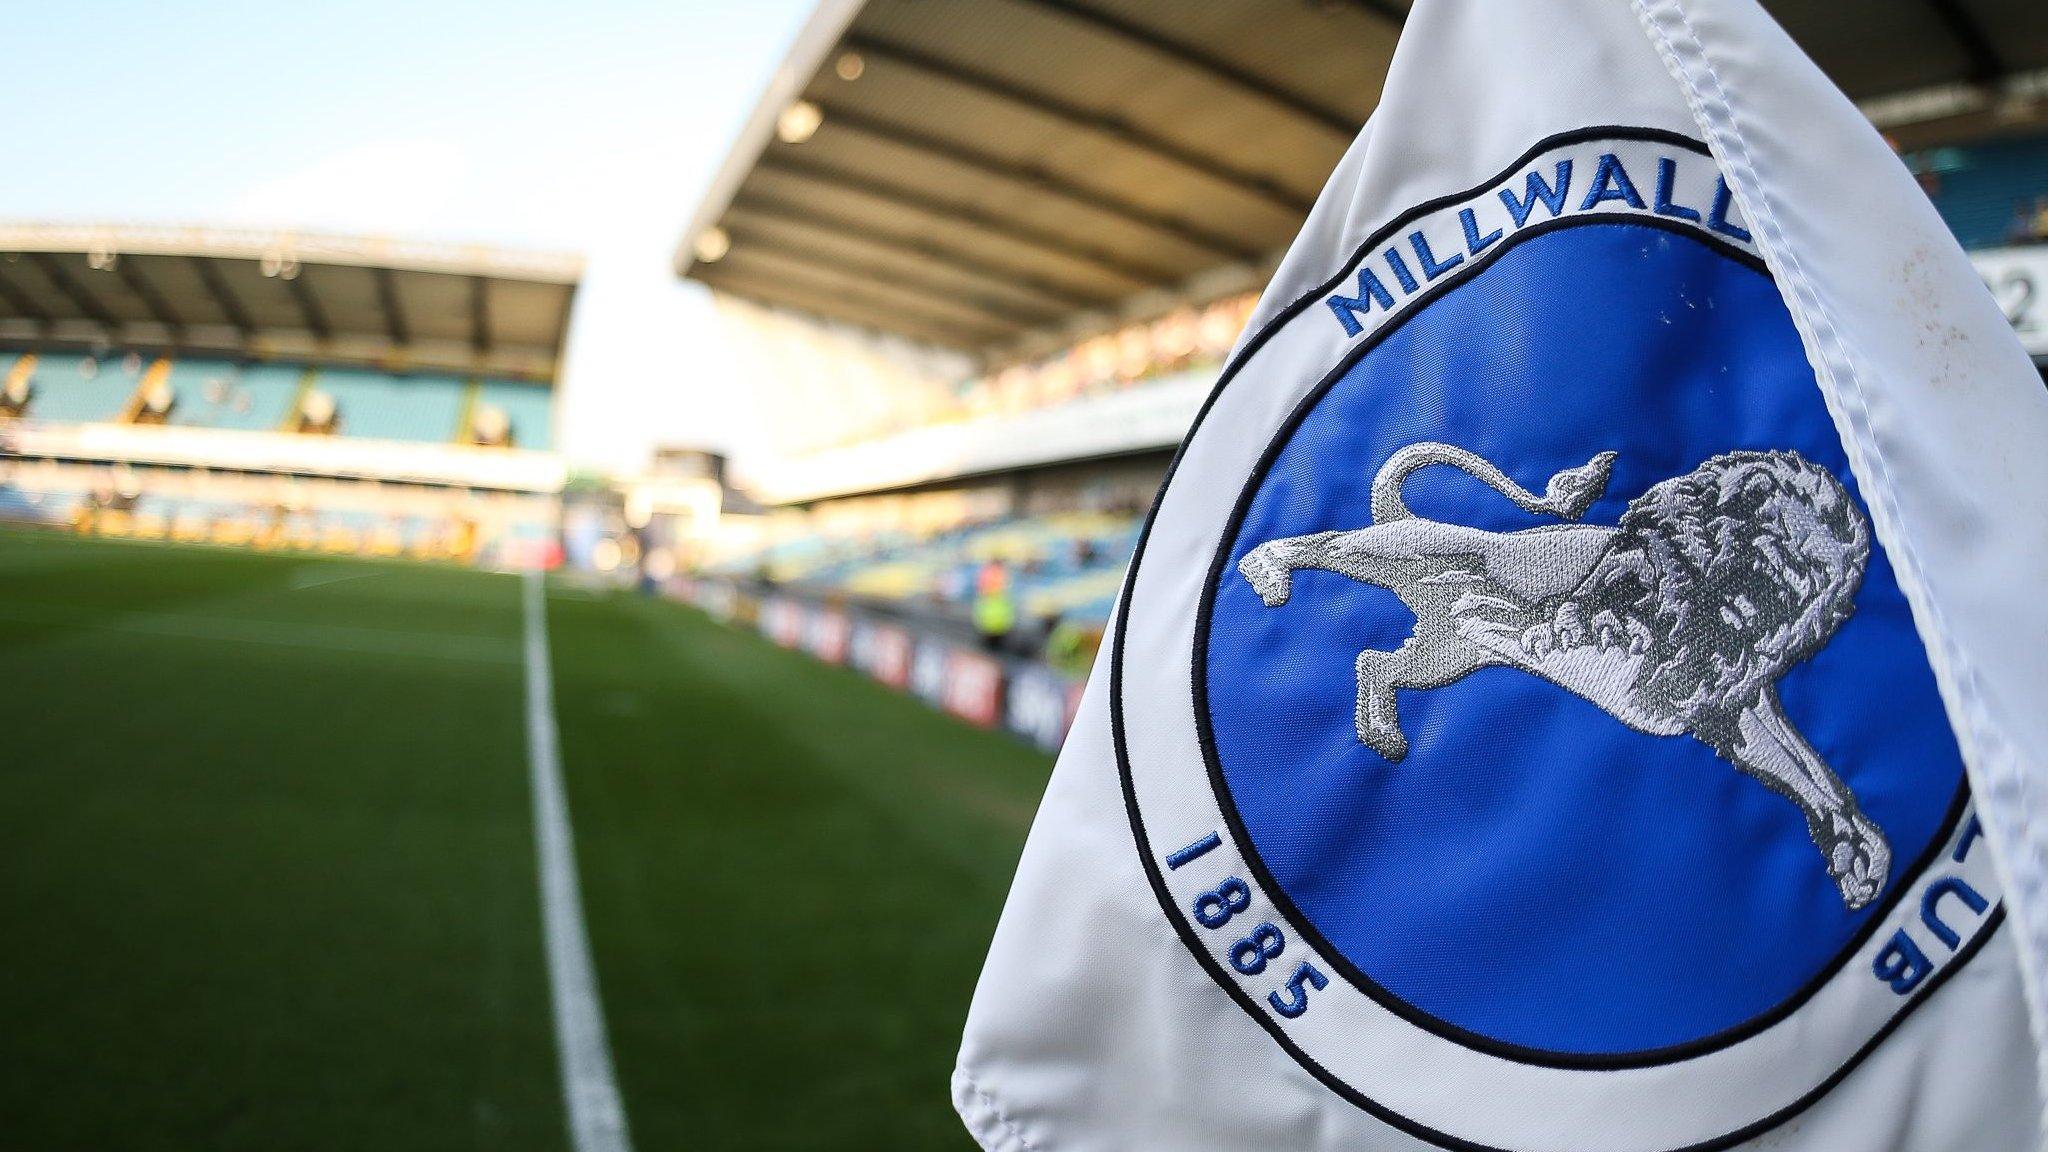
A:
[
  {"xmin": 678, "ymin": 0, "xmax": 2048, "ymax": 357},
  {"xmin": 0, "ymin": 223, "xmax": 582, "ymax": 382}
]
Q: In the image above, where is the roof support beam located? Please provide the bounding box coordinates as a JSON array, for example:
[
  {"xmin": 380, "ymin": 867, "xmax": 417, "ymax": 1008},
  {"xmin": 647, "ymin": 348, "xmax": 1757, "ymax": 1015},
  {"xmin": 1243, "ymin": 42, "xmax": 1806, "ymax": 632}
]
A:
[
  {"xmin": 814, "ymin": 103, "xmax": 1264, "ymax": 261},
  {"xmin": 373, "ymin": 266, "xmax": 410, "ymax": 346},
  {"xmin": 1923, "ymin": 0, "xmax": 2006, "ymax": 85},
  {"xmin": 723, "ymin": 245, "xmax": 1032, "ymax": 335},
  {"xmin": 728, "ymin": 194, "xmax": 1116, "ymax": 310},
  {"xmin": 701, "ymin": 269, "xmax": 997, "ymax": 349},
  {"xmin": 187, "ymin": 256, "xmax": 253, "ymax": 338},
  {"xmin": 1009, "ymin": 0, "xmax": 1357, "ymax": 136},
  {"xmin": 724, "ymin": 225, "xmax": 1065, "ymax": 326},
  {"xmin": 284, "ymin": 272, "xmax": 331, "ymax": 341},
  {"xmin": 758, "ymin": 153, "xmax": 1183, "ymax": 286},
  {"xmin": 114, "ymin": 259, "xmax": 185, "ymax": 339},
  {"xmin": 0, "ymin": 264, "xmax": 50, "ymax": 326},
  {"xmin": 552, "ymin": 288, "xmax": 574, "ymax": 365},
  {"xmin": 469, "ymin": 276, "xmax": 491, "ymax": 354},
  {"xmin": 28, "ymin": 253, "xmax": 118, "ymax": 328},
  {"xmin": 1331, "ymin": 0, "xmax": 1407, "ymax": 25},
  {"xmin": 844, "ymin": 33, "xmax": 1314, "ymax": 214}
]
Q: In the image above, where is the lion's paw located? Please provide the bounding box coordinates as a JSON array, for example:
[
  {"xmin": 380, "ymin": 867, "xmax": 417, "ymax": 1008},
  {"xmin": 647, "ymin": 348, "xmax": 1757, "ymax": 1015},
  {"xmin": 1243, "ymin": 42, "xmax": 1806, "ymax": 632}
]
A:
[
  {"xmin": 1357, "ymin": 718, "xmax": 1409, "ymax": 763},
  {"xmin": 1238, "ymin": 548, "xmax": 1294, "ymax": 608},
  {"xmin": 1823, "ymin": 811, "xmax": 1891, "ymax": 910}
]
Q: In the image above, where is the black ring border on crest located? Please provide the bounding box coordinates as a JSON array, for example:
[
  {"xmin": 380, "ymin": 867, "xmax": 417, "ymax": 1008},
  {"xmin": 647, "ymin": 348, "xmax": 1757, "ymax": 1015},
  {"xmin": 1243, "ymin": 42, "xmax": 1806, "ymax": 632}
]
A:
[
  {"xmin": 1191, "ymin": 217, "xmax": 1971, "ymax": 1068},
  {"xmin": 1110, "ymin": 124, "xmax": 1993, "ymax": 1152}
]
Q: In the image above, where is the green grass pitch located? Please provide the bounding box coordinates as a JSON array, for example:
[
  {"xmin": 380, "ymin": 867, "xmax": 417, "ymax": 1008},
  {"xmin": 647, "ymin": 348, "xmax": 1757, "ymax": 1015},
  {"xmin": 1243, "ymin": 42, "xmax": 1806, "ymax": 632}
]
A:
[{"xmin": 0, "ymin": 527, "xmax": 1050, "ymax": 1150}]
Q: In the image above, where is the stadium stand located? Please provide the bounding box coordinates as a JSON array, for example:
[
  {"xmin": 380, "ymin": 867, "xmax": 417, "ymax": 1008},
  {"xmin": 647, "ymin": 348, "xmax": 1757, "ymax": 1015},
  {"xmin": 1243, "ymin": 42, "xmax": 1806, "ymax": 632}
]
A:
[
  {"xmin": 10, "ymin": 352, "xmax": 137, "ymax": 423},
  {"xmin": 0, "ymin": 224, "xmax": 579, "ymax": 567},
  {"xmin": 670, "ymin": 0, "xmax": 2048, "ymax": 747},
  {"xmin": 472, "ymin": 378, "xmax": 555, "ymax": 450},
  {"xmin": 165, "ymin": 360, "xmax": 303, "ymax": 432},
  {"xmin": 1912, "ymin": 132, "xmax": 2048, "ymax": 249},
  {"xmin": 308, "ymin": 366, "xmax": 468, "ymax": 442},
  {"xmin": 721, "ymin": 508, "xmax": 1138, "ymax": 628}
]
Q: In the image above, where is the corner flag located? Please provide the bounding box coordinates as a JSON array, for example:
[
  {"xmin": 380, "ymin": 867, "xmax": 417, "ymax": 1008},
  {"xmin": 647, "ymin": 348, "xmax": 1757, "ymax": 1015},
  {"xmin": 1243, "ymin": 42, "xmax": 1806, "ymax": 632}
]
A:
[{"xmin": 954, "ymin": 1, "xmax": 2048, "ymax": 1150}]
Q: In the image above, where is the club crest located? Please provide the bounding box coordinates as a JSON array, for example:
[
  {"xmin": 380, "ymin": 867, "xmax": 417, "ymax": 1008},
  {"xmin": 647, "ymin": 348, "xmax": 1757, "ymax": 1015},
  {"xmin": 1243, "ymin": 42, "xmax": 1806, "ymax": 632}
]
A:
[{"xmin": 1111, "ymin": 130, "xmax": 1999, "ymax": 1152}]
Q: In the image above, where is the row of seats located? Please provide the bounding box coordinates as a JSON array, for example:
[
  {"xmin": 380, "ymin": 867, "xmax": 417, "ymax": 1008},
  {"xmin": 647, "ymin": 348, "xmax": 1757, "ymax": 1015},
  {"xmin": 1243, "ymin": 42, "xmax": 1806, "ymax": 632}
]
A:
[
  {"xmin": 306, "ymin": 365, "xmax": 468, "ymax": 443},
  {"xmin": 0, "ymin": 484, "xmax": 79, "ymax": 524},
  {"xmin": 8, "ymin": 351, "xmax": 136, "ymax": 423},
  {"xmin": 0, "ymin": 477, "xmax": 550, "ymax": 563},
  {"xmin": 717, "ymin": 510, "xmax": 1142, "ymax": 629},
  {"xmin": 1919, "ymin": 132, "xmax": 2048, "ymax": 250},
  {"xmin": 167, "ymin": 360, "xmax": 301, "ymax": 432},
  {"xmin": 0, "ymin": 351, "xmax": 554, "ymax": 449}
]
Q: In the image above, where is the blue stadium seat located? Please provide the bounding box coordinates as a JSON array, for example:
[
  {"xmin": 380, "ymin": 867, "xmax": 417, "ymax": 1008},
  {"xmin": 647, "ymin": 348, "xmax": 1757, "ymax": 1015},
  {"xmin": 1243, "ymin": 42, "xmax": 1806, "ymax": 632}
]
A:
[
  {"xmin": 168, "ymin": 360, "xmax": 304, "ymax": 432},
  {"xmin": 17, "ymin": 352, "xmax": 138, "ymax": 423},
  {"xmin": 1922, "ymin": 133, "xmax": 2048, "ymax": 249},
  {"xmin": 312, "ymin": 367, "xmax": 467, "ymax": 443},
  {"xmin": 474, "ymin": 379, "xmax": 555, "ymax": 450}
]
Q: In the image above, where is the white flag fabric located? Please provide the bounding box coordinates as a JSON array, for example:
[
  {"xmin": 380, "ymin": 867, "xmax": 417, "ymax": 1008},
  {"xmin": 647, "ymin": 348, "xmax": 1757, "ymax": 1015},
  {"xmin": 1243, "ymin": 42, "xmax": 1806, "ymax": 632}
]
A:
[{"xmin": 953, "ymin": 2, "xmax": 2048, "ymax": 1151}]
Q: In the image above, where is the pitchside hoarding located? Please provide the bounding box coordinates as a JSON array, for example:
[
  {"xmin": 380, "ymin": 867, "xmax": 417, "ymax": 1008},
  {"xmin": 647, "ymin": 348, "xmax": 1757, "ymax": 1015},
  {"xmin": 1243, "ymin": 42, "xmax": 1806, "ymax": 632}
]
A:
[{"xmin": 690, "ymin": 581, "xmax": 1083, "ymax": 750}]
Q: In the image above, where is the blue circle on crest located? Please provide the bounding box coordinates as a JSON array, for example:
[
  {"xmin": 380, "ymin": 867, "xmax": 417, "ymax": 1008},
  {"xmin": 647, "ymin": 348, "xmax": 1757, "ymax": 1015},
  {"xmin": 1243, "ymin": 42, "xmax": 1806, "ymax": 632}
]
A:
[{"xmin": 1199, "ymin": 220, "xmax": 1966, "ymax": 1061}]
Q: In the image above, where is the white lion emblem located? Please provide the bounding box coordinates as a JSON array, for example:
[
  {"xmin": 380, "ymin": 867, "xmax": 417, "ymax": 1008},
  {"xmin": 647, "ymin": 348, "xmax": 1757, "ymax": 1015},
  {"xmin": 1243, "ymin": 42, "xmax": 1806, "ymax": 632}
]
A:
[{"xmin": 1238, "ymin": 442, "xmax": 1890, "ymax": 908}]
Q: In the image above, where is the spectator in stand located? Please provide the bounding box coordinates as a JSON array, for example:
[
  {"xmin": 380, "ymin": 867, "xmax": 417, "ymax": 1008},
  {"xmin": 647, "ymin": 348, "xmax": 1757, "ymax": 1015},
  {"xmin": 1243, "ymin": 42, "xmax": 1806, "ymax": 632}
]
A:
[
  {"xmin": 974, "ymin": 558, "xmax": 1016, "ymax": 653},
  {"xmin": 2008, "ymin": 197, "xmax": 2048, "ymax": 246}
]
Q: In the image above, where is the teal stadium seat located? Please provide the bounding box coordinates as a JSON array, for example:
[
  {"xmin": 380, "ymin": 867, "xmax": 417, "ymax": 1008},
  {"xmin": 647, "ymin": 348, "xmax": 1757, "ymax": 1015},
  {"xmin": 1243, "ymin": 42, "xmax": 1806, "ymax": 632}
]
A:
[
  {"xmin": 17, "ymin": 352, "xmax": 137, "ymax": 423},
  {"xmin": 1923, "ymin": 133, "xmax": 2048, "ymax": 250},
  {"xmin": 313, "ymin": 368, "xmax": 467, "ymax": 443},
  {"xmin": 168, "ymin": 360, "xmax": 304, "ymax": 432},
  {"xmin": 475, "ymin": 380, "xmax": 554, "ymax": 450}
]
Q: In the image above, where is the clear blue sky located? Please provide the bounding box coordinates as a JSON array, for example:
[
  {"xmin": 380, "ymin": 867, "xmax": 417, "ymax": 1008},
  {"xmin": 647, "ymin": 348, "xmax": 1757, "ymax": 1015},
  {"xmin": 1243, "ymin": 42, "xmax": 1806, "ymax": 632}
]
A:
[{"xmin": 0, "ymin": 0, "xmax": 816, "ymax": 470}]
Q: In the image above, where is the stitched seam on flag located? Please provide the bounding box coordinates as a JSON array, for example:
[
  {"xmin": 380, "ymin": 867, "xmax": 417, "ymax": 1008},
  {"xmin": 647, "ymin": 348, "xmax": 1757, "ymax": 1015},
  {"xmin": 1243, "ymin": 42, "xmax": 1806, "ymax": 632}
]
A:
[
  {"xmin": 953, "ymin": 1071, "xmax": 1042, "ymax": 1152},
  {"xmin": 1644, "ymin": 0, "xmax": 2035, "ymax": 959},
  {"xmin": 1655, "ymin": 0, "xmax": 2048, "ymax": 1039},
  {"xmin": 1634, "ymin": 0, "xmax": 2048, "ymax": 1124}
]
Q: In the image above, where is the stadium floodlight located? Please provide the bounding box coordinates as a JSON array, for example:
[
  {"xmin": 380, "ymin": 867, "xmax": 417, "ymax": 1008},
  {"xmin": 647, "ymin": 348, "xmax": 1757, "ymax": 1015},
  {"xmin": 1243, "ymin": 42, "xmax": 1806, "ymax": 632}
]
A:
[
  {"xmin": 692, "ymin": 227, "xmax": 731, "ymax": 264},
  {"xmin": 776, "ymin": 99, "xmax": 823, "ymax": 144},
  {"xmin": 260, "ymin": 249, "xmax": 301, "ymax": 280}
]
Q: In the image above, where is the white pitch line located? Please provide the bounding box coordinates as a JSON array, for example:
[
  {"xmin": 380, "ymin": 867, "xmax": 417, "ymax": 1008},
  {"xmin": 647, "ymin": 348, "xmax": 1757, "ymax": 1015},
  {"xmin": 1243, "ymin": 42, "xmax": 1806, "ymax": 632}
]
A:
[{"xmin": 524, "ymin": 570, "xmax": 635, "ymax": 1152}]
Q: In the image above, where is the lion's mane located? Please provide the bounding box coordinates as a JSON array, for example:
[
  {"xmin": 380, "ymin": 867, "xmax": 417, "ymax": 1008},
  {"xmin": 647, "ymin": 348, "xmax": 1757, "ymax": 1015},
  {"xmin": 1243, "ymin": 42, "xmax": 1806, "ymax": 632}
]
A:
[{"xmin": 1565, "ymin": 451, "xmax": 1869, "ymax": 723}]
